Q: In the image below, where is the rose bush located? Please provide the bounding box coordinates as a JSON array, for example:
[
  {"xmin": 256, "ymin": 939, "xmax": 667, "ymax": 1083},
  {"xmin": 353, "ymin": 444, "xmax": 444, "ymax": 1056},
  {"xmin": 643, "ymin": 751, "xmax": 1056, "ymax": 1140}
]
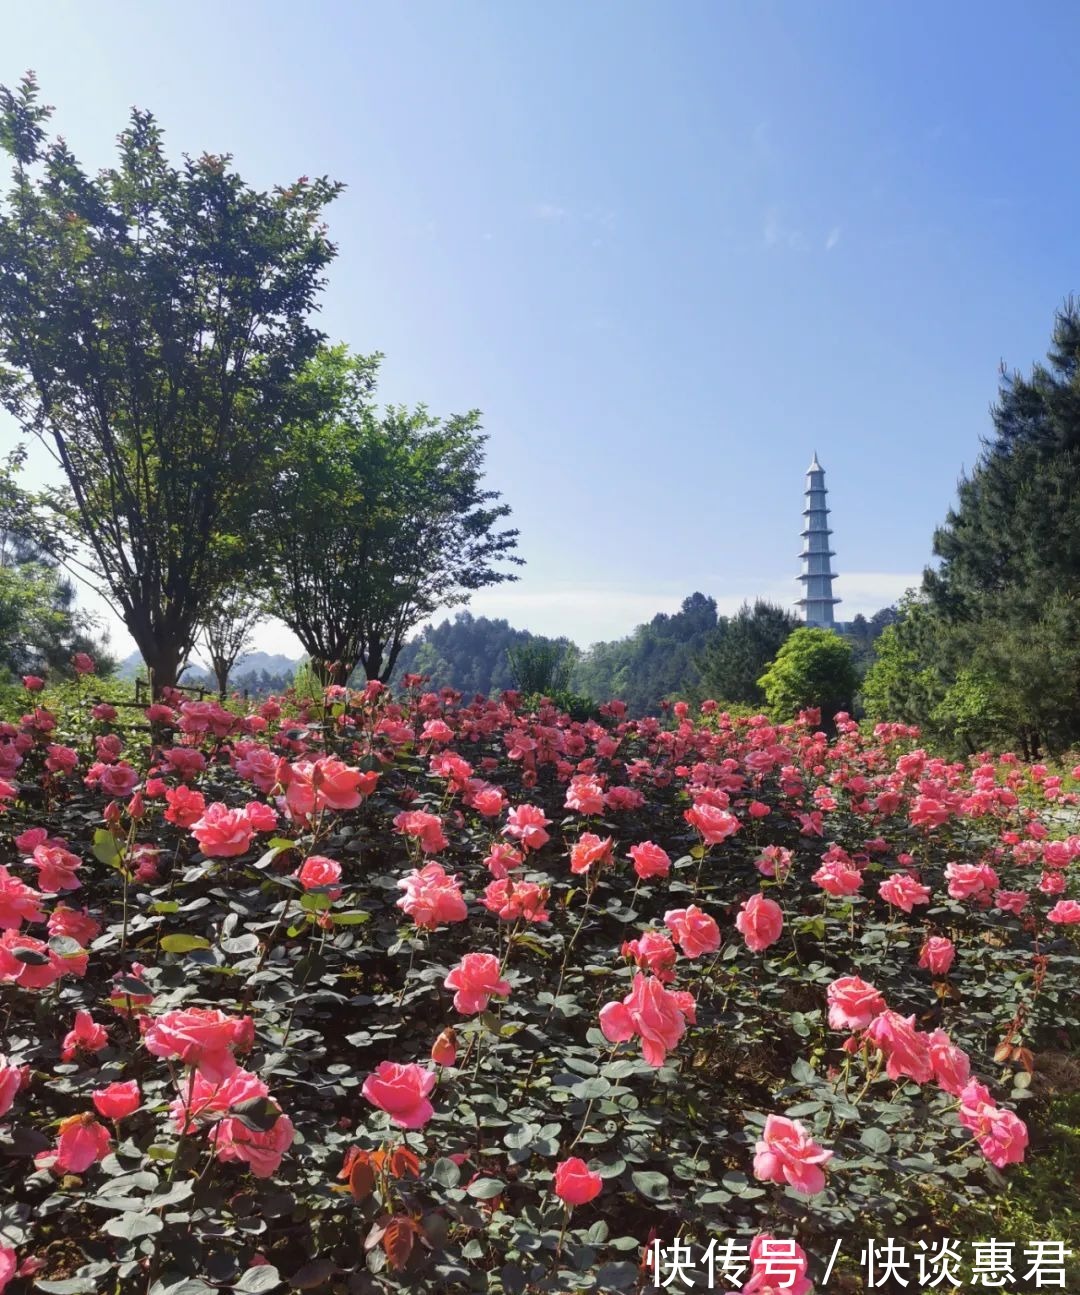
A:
[{"xmin": 0, "ymin": 680, "xmax": 1076, "ymax": 1291}]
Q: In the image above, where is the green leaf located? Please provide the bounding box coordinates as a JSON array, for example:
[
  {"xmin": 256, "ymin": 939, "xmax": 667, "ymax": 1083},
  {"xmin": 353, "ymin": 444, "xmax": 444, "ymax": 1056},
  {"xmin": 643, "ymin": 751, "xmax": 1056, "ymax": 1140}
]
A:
[
  {"xmin": 234, "ymin": 1267, "xmax": 282, "ymax": 1293},
  {"xmin": 332, "ymin": 911, "xmax": 371, "ymax": 925},
  {"xmin": 860, "ymin": 1127, "xmax": 892, "ymax": 1154},
  {"xmin": 431, "ymin": 1157, "xmax": 461, "ymax": 1188},
  {"xmin": 466, "ymin": 1177, "xmax": 505, "ymax": 1199},
  {"xmin": 93, "ymin": 828, "xmax": 123, "ymax": 868},
  {"xmin": 160, "ymin": 933, "xmax": 211, "ymax": 954},
  {"xmin": 630, "ymin": 1170, "xmax": 669, "ymax": 1200},
  {"xmin": 103, "ymin": 1213, "xmax": 163, "ymax": 1240}
]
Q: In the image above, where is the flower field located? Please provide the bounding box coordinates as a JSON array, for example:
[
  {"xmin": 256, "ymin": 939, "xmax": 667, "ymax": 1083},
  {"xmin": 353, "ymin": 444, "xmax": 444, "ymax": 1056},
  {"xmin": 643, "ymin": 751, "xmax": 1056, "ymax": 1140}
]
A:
[{"xmin": 0, "ymin": 673, "xmax": 1078, "ymax": 1293}]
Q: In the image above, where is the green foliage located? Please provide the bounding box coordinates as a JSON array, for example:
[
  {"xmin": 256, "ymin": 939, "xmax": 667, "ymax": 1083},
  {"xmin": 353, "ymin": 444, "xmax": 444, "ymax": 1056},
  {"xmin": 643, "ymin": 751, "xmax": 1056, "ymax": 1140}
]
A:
[
  {"xmin": 507, "ymin": 638, "xmax": 578, "ymax": 695},
  {"xmin": 0, "ymin": 73, "xmax": 341, "ymax": 692},
  {"xmin": 389, "ymin": 612, "xmax": 573, "ymax": 697},
  {"xmin": 692, "ymin": 599, "xmax": 799, "ymax": 706},
  {"xmin": 757, "ymin": 626, "xmax": 857, "ymax": 722},
  {"xmin": 911, "ymin": 299, "xmax": 1080, "ymax": 755},
  {"xmin": 519, "ymin": 688, "xmax": 598, "ymax": 722},
  {"xmin": 572, "ymin": 592, "xmax": 718, "ymax": 715},
  {"xmin": 263, "ymin": 346, "xmax": 521, "ymax": 684}
]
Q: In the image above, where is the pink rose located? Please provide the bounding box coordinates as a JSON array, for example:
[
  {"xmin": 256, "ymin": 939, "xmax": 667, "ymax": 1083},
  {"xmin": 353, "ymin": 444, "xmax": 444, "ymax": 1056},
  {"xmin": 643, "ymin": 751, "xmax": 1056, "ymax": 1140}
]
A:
[
  {"xmin": 143, "ymin": 1007, "xmax": 253, "ymax": 1081},
  {"xmin": 92, "ymin": 1080, "xmax": 141, "ymax": 1121},
  {"xmin": 393, "ymin": 809, "xmax": 449, "ymax": 854},
  {"xmin": 61, "ymin": 1009, "xmax": 108, "ymax": 1062},
  {"xmin": 190, "ymin": 803, "xmax": 256, "ymax": 858},
  {"xmin": 918, "ymin": 936, "xmax": 956, "ymax": 976},
  {"xmin": 813, "ymin": 857, "xmax": 863, "ymax": 897},
  {"xmin": 569, "ymin": 832, "xmax": 614, "ymax": 875},
  {"xmin": 164, "ymin": 785, "xmax": 206, "ymax": 828},
  {"xmin": 0, "ymin": 867, "xmax": 46, "ymax": 929},
  {"xmin": 1047, "ymin": 899, "xmax": 1080, "ymax": 924},
  {"xmin": 211, "ymin": 1107, "xmax": 295, "ymax": 1177},
  {"xmin": 396, "ymin": 863, "xmax": 467, "ymax": 929},
  {"xmin": 0, "ymin": 1055, "xmax": 26, "ymax": 1119},
  {"xmin": 362, "ymin": 1061, "xmax": 436, "ymax": 1129},
  {"xmin": 735, "ymin": 893, "xmax": 783, "ymax": 952},
  {"xmin": 444, "ymin": 953, "xmax": 511, "ymax": 1015},
  {"xmin": 503, "ymin": 804, "xmax": 552, "ymax": 852},
  {"xmin": 599, "ymin": 972, "xmax": 693, "ymax": 1067},
  {"xmin": 37, "ymin": 1113, "xmax": 110, "ymax": 1174},
  {"xmin": 826, "ymin": 976, "xmax": 886, "ymax": 1031},
  {"xmin": 553, "ymin": 1156, "xmax": 603, "ymax": 1206},
  {"xmin": 927, "ymin": 1029, "xmax": 970, "ymax": 1097},
  {"xmin": 295, "ymin": 855, "xmax": 342, "ymax": 896},
  {"xmin": 753, "ymin": 1115, "xmax": 833, "ymax": 1196},
  {"xmin": 629, "ymin": 841, "xmax": 671, "ymax": 880},
  {"xmin": 878, "ymin": 872, "xmax": 932, "ymax": 913},
  {"xmin": 97, "ymin": 763, "xmax": 140, "ymax": 798},
  {"xmin": 664, "ymin": 905, "xmax": 721, "ymax": 958},
  {"xmin": 866, "ymin": 1010, "xmax": 933, "ymax": 1083},
  {"xmin": 621, "ymin": 930, "xmax": 678, "ymax": 983},
  {"xmin": 685, "ymin": 803, "xmax": 741, "ymax": 845},
  {"xmin": 31, "ymin": 843, "xmax": 82, "ymax": 893}
]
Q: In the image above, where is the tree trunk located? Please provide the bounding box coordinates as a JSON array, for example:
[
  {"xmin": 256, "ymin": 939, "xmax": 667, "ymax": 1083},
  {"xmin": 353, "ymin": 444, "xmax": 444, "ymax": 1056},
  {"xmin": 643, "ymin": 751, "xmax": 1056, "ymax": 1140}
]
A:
[{"xmin": 137, "ymin": 637, "xmax": 184, "ymax": 699}]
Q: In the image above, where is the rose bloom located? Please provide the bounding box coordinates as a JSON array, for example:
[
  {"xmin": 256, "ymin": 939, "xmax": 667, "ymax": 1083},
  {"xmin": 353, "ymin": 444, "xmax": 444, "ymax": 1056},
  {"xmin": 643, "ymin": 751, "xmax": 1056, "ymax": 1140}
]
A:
[
  {"xmin": 878, "ymin": 872, "xmax": 932, "ymax": 913},
  {"xmin": 826, "ymin": 976, "xmax": 886, "ymax": 1031},
  {"xmin": 171, "ymin": 1067, "xmax": 269, "ymax": 1132},
  {"xmin": 91, "ymin": 702, "xmax": 117, "ymax": 721},
  {"xmin": 756, "ymin": 845, "xmax": 792, "ymax": 882},
  {"xmin": 483, "ymin": 842, "xmax": 523, "ymax": 880},
  {"xmin": 569, "ymin": 833, "xmax": 614, "ymax": 876},
  {"xmin": 22, "ymin": 675, "xmax": 45, "ymax": 691},
  {"xmin": 605, "ymin": 786, "xmax": 646, "ymax": 812},
  {"xmin": 36, "ymin": 1112, "xmax": 110, "ymax": 1174},
  {"xmin": 97, "ymin": 763, "xmax": 140, "ymax": 798},
  {"xmin": 431, "ymin": 1028, "xmax": 457, "ymax": 1067},
  {"xmin": 48, "ymin": 905, "xmax": 100, "ymax": 947},
  {"xmin": 945, "ymin": 861, "xmax": 999, "ymax": 901},
  {"xmin": 629, "ymin": 841, "xmax": 671, "ymax": 881},
  {"xmin": 813, "ymin": 857, "xmax": 863, "ymax": 897},
  {"xmin": 61, "ymin": 1009, "xmax": 108, "ymax": 1062},
  {"xmin": 995, "ymin": 888, "xmax": 1029, "ymax": 915},
  {"xmin": 927, "ymin": 1029, "xmax": 971, "ymax": 1097},
  {"xmin": 553, "ymin": 1156, "xmax": 603, "ymax": 1206},
  {"xmin": 44, "ymin": 744, "xmax": 78, "ymax": 775},
  {"xmin": 918, "ymin": 936, "xmax": 956, "ymax": 976},
  {"xmin": 664, "ymin": 905, "xmax": 721, "ymax": 958},
  {"xmin": 503, "ymin": 804, "xmax": 552, "ymax": 852},
  {"xmin": 210, "ymin": 1105, "xmax": 295, "ymax": 1178},
  {"xmin": 482, "ymin": 878, "xmax": 550, "ymax": 923},
  {"xmin": 685, "ymin": 803, "xmax": 741, "ymax": 845},
  {"xmin": 92, "ymin": 1080, "xmax": 140, "ymax": 1121},
  {"xmin": 599, "ymin": 972, "xmax": 695, "ymax": 1067},
  {"xmin": 190, "ymin": 803, "xmax": 256, "ymax": 858},
  {"xmin": 143, "ymin": 1007, "xmax": 254, "ymax": 1081},
  {"xmin": 393, "ymin": 810, "xmax": 449, "ymax": 854},
  {"xmin": 1047, "ymin": 899, "xmax": 1080, "ymax": 924},
  {"xmin": 362, "ymin": 1061, "xmax": 436, "ymax": 1129},
  {"xmin": 0, "ymin": 1055, "xmax": 27, "ymax": 1119},
  {"xmin": 621, "ymin": 930, "xmax": 678, "ymax": 983},
  {"xmin": 72, "ymin": 652, "xmax": 95, "ymax": 675},
  {"xmin": 735, "ymin": 894, "xmax": 783, "ymax": 953},
  {"xmin": 0, "ymin": 867, "xmax": 46, "ymax": 929},
  {"xmin": 162, "ymin": 747, "xmax": 206, "ymax": 779},
  {"xmin": 295, "ymin": 855, "xmax": 342, "ymax": 897},
  {"xmin": 468, "ymin": 784, "xmax": 506, "ymax": 818},
  {"xmin": 866, "ymin": 1010, "xmax": 934, "ymax": 1083},
  {"xmin": 958, "ymin": 1081, "xmax": 1029, "ymax": 1167},
  {"xmin": 31, "ymin": 843, "xmax": 82, "ymax": 893},
  {"xmin": 396, "ymin": 863, "xmax": 467, "ymax": 929},
  {"xmin": 565, "ymin": 775, "xmax": 606, "ymax": 815},
  {"xmin": 164, "ymin": 785, "xmax": 206, "ymax": 828},
  {"xmin": 242, "ymin": 799, "xmax": 277, "ymax": 833},
  {"xmin": 0, "ymin": 931, "xmax": 85, "ymax": 990},
  {"xmin": 445, "ymin": 952, "xmax": 511, "ymax": 1014},
  {"xmin": 753, "ymin": 1115, "xmax": 833, "ymax": 1196}
]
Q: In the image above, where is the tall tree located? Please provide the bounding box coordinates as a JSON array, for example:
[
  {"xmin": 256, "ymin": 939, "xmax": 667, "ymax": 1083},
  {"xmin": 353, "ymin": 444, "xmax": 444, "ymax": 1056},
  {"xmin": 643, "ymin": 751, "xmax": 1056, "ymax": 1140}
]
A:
[
  {"xmin": 693, "ymin": 599, "xmax": 798, "ymax": 706},
  {"xmin": 264, "ymin": 347, "xmax": 521, "ymax": 683},
  {"xmin": 200, "ymin": 588, "xmax": 264, "ymax": 699},
  {"xmin": 757, "ymin": 627, "xmax": 857, "ymax": 725},
  {"xmin": 0, "ymin": 73, "xmax": 341, "ymax": 693}
]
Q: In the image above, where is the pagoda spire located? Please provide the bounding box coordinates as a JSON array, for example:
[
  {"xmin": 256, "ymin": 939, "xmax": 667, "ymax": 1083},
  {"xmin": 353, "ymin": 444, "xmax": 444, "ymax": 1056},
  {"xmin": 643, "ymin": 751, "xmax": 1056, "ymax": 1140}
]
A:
[{"xmin": 796, "ymin": 453, "xmax": 840, "ymax": 627}]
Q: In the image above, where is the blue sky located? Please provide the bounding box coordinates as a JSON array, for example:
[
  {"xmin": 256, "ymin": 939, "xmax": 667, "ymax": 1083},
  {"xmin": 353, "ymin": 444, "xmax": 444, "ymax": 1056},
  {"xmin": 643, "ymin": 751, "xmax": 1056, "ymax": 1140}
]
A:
[{"xmin": 3, "ymin": 1, "xmax": 1078, "ymax": 656}]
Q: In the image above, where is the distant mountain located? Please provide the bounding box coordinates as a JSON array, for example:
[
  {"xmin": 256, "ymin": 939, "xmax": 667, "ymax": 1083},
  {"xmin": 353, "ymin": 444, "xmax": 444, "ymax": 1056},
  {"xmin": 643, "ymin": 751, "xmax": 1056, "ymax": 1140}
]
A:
[{"xmin": 116, "ymin": 649, "xmax": 302, "ymax": 684}]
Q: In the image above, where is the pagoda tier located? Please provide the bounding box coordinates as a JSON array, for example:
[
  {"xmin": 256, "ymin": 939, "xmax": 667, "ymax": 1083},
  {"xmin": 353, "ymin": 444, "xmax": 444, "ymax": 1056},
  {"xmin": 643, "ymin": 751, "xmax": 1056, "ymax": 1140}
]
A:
[{"xmin": 796, "ymin": 453, "xmax": 840, "ymax": 628}]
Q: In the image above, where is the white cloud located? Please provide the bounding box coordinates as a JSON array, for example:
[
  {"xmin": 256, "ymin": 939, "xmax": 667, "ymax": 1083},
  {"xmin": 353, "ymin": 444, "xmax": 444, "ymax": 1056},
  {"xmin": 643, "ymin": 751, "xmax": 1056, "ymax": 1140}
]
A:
[
  {"xmin": 532, "ymin": 202, "xmax": 567, "ymax": 222},
  {"xmin": 825, "ymin": 225, "xmax": 842, "ymax": 251}
]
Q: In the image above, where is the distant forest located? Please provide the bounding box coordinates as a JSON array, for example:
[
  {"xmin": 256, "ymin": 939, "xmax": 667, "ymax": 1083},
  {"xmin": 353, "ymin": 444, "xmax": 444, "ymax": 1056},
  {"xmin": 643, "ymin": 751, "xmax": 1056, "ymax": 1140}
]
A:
[{"xmin": 389, "ymin": 595, "xmax": 898, "ymax": 715}]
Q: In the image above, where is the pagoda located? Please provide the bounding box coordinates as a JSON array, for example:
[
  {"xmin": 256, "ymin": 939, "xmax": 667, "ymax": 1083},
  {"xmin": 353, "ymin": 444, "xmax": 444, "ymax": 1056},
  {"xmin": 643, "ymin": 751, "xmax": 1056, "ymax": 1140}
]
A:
[{"xmin": 796, "ymin": 452, "xmax": 840, "ymax": 627}]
